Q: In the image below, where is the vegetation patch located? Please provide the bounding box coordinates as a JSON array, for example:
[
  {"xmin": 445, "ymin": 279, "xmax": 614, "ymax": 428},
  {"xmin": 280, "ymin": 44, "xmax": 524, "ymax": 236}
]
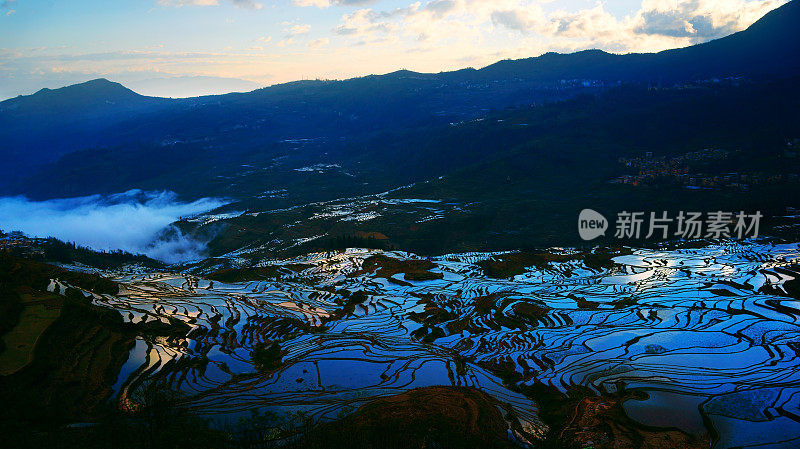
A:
[
  {"xmin": 478, "ymin": 248, "xmax": 626, "ymax": 279},
  {"xmin": 408, "ymin": 295, "xmax": 457, "ymax": 325},
  {"xmin": 206, "ymin": 263, "xmax": 312, "ymax": 283},
  {"xmin": 521, "ymin": 383, "xmax": 710, "ymax": 449},
  {"xmin": 251, "ymin": 341, "xmax": 284, "ymax": 372},
  {"xmin": 477, "ymin": 358, "xmax": 711, "ymax": 449},
  {"xmin": 2, "ymin": 236, "xmax": 161, "ymax": 270},
  {"xmin": 352, "ymin": 254, "xmax": 443, "ymax": 281},
  {"xmin": 0, "ymin": 289, "xmax": 63, "ymax": 375},
  {"xmin": 512, "ymin": 301, "xmax": 550, "ymax": 322},
  {"xmin": 0, "ymin": 293, "xmax": 135, "ymax": 426},
  {"xmin": 568, "ymin": 293, "xmax": 600, "ymax": 310},
  {"xmin": 0, "ymin": 253, "xmax": 120, "ymax": 295},
  {"xmin": 321, "ymin": 233, "xmax": 392, "ymax": 251},
  {"xmin": 0, "ymin": 284, "xmax": 24, "ymax": 354},
  {"xmin": 302, "ymin": 386, "xmax": 518, "ymax": 449},
  {"xmin": 0, "ymin": 255, "xmax": 194, "ymax": 429},
  {"xmin": 327, "ymin": 289, "xmax": 371, "ymax": 319}
]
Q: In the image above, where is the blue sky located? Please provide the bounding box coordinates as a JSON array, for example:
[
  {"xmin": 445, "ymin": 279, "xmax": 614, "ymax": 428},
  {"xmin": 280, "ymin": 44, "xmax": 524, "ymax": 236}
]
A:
[{"xmin": 0, "ymin": 0, "xmax": 787, "ymax": 98}]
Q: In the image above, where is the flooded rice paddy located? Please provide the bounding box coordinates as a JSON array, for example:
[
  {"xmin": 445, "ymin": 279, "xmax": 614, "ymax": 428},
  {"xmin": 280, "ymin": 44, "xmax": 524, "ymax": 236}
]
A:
[{"xmin": 69, "ymin": 241, "xmax": 800, "ymax": 448}]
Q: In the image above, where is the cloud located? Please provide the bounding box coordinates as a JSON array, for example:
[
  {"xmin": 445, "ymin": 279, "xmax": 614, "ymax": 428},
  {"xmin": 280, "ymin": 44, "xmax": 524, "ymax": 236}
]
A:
[
  {"xmin": 159, "ymin": 0, "xmax": 219, "ymax": 6},
  {"xmin": 546, "ymin": 4, "xmax": 624, "ymax": 40},
  {"xmin": 307, "ymin": 37, "xmax": 331, "ymax": 48},
  {"xmin": 486, "ymin": 0, "xmax": 787, "ymax": 48},
  {"xmin": 288, "ymin": 23, "xmax": 312, "ymax": 35},
  {"xmin": 158, "ymin": 0, "xmax": 263, "ymax": 10},
  {"xmin": 491, "ymin": 8, "xmax": 542, "ymax": 32},
  {"xmin": 332, "ymin": 0, "xmax": 785, "ymax": 53},
  {"xmin": 1, "ymin": 0, "xmax": 15, "ymax": 15},
  {"xmin": 230, "ymin": 0, "xmax": 263, "ymax": 9},
  {"xmin": 0, "ymin": 190, "xmax": 228, "ymax": 263},
  {"xmin": 145, "ymin": 225, "xmax": 217, "ymax": 264},
  {"xmin": 294, "ymin": 0, "xmax": 378, "ymax": 7},
  {"xmin": 425, "ymin": 0, "xmax": 457, "ymax": 18},
  {"xmin": 295, "ymin": 0, "xmax": 331, "ymax": 6},
  {"xmin": 632, "ymin": 0, "xmax": 786, "ymax": 41}
]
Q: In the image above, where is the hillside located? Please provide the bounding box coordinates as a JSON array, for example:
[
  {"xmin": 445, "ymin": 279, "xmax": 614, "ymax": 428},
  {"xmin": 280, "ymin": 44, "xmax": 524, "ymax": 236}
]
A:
[
  {"xmin": 476, "ymin": 0, "xmax": 800, "ymax": 83},
  {"xmin": 1, "ymin": 1, "xmax": 798, "ymax": 200},
  {"xmin": 178, "ymin": 77, "xmax": 800, "ymax": 257},
  {"xmin": 0, "ymin": 79, "xmax": 172, "ymax": 179}
]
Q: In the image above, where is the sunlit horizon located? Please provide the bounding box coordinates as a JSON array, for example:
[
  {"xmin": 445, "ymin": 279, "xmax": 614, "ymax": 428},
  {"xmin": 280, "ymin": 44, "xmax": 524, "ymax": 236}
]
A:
[{"xmin": 0, "ymin": 0, "xmax": 788, "ymax": 99}]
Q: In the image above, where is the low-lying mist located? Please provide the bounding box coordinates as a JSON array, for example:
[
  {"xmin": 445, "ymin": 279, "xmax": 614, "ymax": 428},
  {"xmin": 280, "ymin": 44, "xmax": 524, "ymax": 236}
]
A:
[{"xmin": 0, "ymin": 190, "xmax": 227, "ymax": 264}]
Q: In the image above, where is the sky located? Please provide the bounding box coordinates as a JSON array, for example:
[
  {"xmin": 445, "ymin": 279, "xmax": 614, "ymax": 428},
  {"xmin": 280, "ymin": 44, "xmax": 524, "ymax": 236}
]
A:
[{"xmin": 0, "ymin": 0, "xmax": 788, "ymax": 99}]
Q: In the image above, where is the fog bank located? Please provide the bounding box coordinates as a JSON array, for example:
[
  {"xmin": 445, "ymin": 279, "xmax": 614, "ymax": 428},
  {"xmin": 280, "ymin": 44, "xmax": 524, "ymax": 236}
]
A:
[{"xmin": 0, "ymin": 190, "xmax": 227, "ymax": 263}]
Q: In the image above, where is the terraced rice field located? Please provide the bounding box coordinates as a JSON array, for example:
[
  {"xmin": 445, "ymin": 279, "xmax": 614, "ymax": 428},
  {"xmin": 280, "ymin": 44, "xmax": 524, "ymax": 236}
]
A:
[{"xmin": 64, "ymin": 241, "xmax": 800, "ymax": 448}]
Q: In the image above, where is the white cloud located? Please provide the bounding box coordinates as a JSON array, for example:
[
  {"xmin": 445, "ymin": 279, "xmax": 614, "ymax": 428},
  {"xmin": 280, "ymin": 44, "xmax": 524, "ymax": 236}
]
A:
[
  {"xmin": 307, "ymin": 37, "xmax": 331, "ymax": 48},
  {"xmin": 294, "ymin": 0, "xmax": 378, "ymax": 7},
  {"xmin": 288, "ymin": 23, "xmax": 312, "ymax": 35},
  {"xmin": 1, "ymin": 0, "xmax": 16, "ymax": 15},
  {"xmin": 632, "ymin": 0, "xmax": 786, "ymax": 41},
  {"xmin": 0, "ymin": 190, "xmax": 227, "ymax": 263},
  {"xmin": 230, "ymin": 0, "xmax": 263, "ymax": 10},
  {"xmin": 158, "ymin": 0, "xmax": 263, "ymax": 10},
  {"xmin": 486, "ymin": 0, "xmax": 787, "ymax": 49},
  {"xmin": 295, "ymin": 0, "xmax": 332, "ymax": 6},
  {"xmin": 491, "ymin": 7, "xmax": 544, "ymax": 32},
  {"xmin": 159, "ymin": 0, "xmax": 219, "ymax": 6},
  {"xmin": 333, "ymin": 0, "xmax": 786, "ymax": 57}
]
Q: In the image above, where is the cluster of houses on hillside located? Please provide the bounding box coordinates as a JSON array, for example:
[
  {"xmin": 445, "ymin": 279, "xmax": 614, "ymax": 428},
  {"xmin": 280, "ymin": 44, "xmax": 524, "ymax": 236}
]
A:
[
  {"xmin": 0, "ymin": 232, "xmax": 45, "ymax": 258},
  {"xmin": 611, "ymin": 145, "xmax": 800, "ymax": 190}
]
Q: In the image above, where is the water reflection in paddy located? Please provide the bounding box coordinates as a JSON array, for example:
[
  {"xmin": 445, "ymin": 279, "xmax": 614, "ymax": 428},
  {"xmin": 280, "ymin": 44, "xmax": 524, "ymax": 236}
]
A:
[{"xmin": 78, "ymin": 241, "xmax": 800, "ymax": 447}]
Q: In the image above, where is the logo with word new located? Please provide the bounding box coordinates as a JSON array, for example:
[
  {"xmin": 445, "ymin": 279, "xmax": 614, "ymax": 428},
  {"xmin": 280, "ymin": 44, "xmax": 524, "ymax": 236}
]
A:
[
  {"xmin": 578, "ymin": 209, "xmax": 762, "ymax": 241},
  {"xmin": 578, "ymin": 209, "xmax": 608, "ymax": 241}
]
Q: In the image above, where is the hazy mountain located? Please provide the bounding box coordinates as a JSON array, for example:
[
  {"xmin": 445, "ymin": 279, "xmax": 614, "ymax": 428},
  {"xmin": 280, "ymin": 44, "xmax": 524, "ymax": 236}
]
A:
[{"xmin": 124, "ymin": 76, "xmax": 264, "ymax": 99}]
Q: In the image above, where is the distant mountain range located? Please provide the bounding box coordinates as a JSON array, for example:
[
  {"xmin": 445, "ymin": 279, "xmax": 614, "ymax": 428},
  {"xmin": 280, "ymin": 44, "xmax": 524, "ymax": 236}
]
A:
[
  {"xmin": 122, "ymin": 76, "xmax": 263, "ymax": 99},
  {"xmin": 0, "ymin": 0, "xmax": 798, "ymax": 210}
]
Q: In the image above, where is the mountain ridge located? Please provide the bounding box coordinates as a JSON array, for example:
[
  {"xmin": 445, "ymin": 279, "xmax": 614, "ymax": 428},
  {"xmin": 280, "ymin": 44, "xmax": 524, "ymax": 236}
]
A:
[
  {"xmin": 4, "ymin": 0, "xmax": 797, "ymax": 107},
  {"xmin": 2, "ymin": 78, "xmax": 146, "ymax": 111},
  {"xmin": 1, "ymin": 0, "xmax": 798, "ymax": 201}
]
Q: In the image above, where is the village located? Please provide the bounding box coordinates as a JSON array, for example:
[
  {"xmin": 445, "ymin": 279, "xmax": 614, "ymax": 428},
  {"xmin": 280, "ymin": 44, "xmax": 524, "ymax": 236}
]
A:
[{"xmin": 611, "ymin": 142, "xmax": 800, "ymax": 190}]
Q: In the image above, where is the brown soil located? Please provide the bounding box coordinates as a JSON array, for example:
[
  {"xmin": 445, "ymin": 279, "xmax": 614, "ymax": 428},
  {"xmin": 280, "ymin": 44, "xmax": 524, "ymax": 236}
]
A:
[{"xmin": 304, "ymin": 386, "xmax": 517, "ymax": 449}]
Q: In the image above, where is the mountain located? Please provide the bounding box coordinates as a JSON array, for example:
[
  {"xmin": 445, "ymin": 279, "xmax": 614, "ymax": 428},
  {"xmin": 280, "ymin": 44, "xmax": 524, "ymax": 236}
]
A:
[
  {"xmin": 177, "ymin": 76, "xmax": 800, "ymax": 257},
  {"xmin": 0, "ymin": 79, "xmax": 172, "ymax": 180},
  {"xmin": 1, "ymin": 0, "xmax": 798, "ymax": 201},
  {"xmin": 2, "ymin": 79, "xmax": 144, "ymax": 112},
  {"xmin": 475, "ymin": 0, "xmax": 800, "ymax": 83}
]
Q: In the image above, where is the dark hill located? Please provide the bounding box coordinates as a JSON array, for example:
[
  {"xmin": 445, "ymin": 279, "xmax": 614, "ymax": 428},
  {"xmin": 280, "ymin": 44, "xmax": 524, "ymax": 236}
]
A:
[
  {"xmin": 3, "ymin": 78, "xmax": 144, "ymax": 113},
  {"xmin": 1, "ymin": 0, "xmax": 797, "ymax": 200}
]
